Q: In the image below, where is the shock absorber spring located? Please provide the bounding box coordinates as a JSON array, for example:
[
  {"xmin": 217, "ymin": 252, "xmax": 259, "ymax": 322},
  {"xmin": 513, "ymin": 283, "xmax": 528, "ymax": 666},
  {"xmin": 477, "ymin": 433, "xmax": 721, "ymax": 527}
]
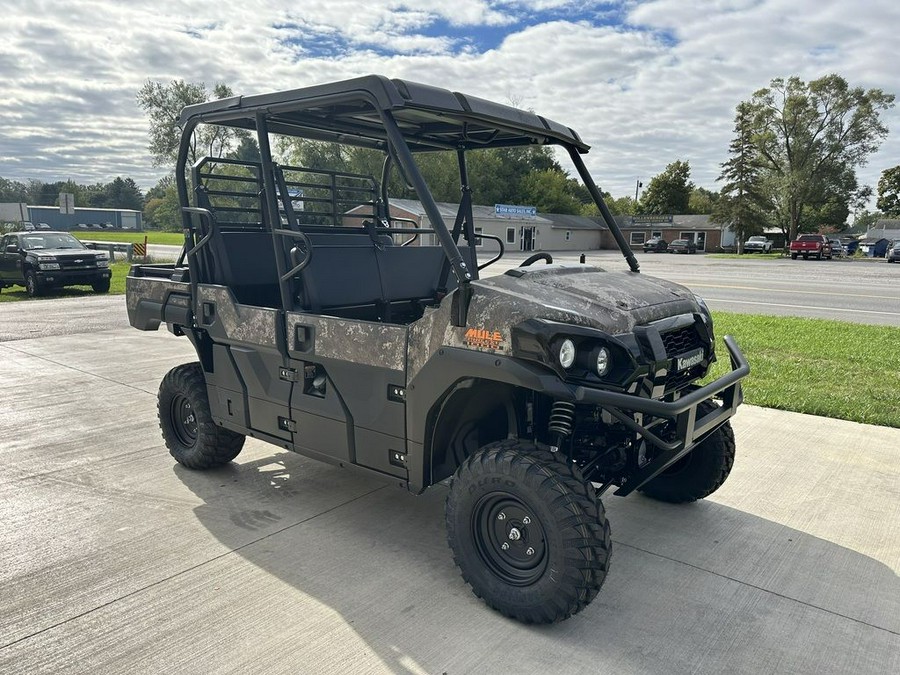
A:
[{"xmin": 548, "ymin": 400, "xmax": 576, "ymax": 452}]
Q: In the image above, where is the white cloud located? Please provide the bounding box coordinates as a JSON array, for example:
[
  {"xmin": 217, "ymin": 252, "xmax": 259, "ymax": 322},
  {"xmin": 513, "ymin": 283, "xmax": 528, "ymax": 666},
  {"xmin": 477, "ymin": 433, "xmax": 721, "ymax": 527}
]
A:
[{"xmin": 0, "ymin": 0, "xmax": 897, "ymax": 208}]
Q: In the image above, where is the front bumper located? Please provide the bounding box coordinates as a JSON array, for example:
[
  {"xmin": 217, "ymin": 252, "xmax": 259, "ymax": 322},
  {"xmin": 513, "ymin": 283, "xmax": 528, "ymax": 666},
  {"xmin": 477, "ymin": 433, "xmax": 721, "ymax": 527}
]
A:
[
  {"xmin": 38, "ymin": 269, "xmax": 111, "ymax": 286},
  {"xmin": 573, "ymin": 335, "xmax": 749, "ymax": 495}
]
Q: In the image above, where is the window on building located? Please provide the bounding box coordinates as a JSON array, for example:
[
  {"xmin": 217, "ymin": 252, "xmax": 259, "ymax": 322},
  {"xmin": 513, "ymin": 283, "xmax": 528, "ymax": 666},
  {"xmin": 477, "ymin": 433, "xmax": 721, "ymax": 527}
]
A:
[
  {"xmin": 630, "ymin": 232, "xmax": 646, "ymax": 245},
  {"xmin": 651, "ymin": 230, "xmax": 662, "ymax": 239},
  {"xmin": 506, "ymin": 227, "xmax": 515, "ymax": 244},
  {"xmin": 565, "ymin": 230, "xmax": 571, "ymax": 241}
]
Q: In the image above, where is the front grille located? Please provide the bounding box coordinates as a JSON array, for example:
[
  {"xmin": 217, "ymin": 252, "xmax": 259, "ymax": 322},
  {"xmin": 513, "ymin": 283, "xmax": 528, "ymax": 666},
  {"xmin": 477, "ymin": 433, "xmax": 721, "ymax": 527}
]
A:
[
  {"xmin": 660, "ymin": 323, "xmax": 707, "ymax": 393},
  {"xmin": 59, "ymin": 259, "xmax": 98, "ymax": 271},
  {"xmin": 660, "ymin": 325, "xmax": 704, "ymax": 357}
]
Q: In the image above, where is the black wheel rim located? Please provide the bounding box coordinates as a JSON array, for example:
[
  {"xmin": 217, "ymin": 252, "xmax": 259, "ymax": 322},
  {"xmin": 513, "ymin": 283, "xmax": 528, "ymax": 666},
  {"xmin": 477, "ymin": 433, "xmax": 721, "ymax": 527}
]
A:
[
  {"xmin": 170, "ymin": 394, "xmax": 199, "ymax": 447},
  {"xmin": 472, "ymin": 492, "xmax": 548, "ymax": 586}
]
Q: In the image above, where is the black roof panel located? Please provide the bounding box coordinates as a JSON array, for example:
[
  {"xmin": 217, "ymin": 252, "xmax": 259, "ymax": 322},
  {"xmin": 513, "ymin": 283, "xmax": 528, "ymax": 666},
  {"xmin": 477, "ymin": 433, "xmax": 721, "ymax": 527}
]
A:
[{"xmin": 178, "ymin": 74, "xmax": 589, "ymax": 152}]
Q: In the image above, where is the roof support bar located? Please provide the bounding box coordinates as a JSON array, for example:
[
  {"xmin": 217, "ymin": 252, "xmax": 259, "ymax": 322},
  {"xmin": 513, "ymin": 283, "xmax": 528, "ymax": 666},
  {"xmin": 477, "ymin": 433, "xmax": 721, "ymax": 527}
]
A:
[
  {"xmin": 566, "ymin": 146, "xmax": 640, "ymax": 273},
  {"xmin": 381, "ymin": 111, "xmax": 473, "ymax": 325}
]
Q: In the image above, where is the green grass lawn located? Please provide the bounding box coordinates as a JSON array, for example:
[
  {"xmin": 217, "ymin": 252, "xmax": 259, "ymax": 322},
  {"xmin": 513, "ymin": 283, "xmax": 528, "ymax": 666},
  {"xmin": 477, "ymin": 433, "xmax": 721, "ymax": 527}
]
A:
[
  {"xmin": 706, "ymin": 311, "xmax": 900, "ymax": 428},
  {"xmin": 72, "ymin": 230, "xmax": 185, "ymax": 246}
]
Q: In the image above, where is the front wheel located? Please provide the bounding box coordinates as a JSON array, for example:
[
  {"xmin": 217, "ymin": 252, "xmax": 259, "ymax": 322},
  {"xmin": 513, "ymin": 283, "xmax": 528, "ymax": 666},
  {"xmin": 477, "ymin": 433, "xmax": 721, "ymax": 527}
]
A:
[
  {"xmin": 92, "ymin": 278, "xmax": 111, "ymax": 293},
  {"xmin": 158, "ymin": 362, "xmax": 245, "ymax": 469},
  {"xmin": 638, "ymin": 401, "xmax": 736, "ymax": 503},
  {"xmin": 25, "ymin": 271, "xmax": 42, "ymax": 297},
  {"xmin": 446, "ymin": 440, "xmax": 611, "ymax": 623},
  {"xmin": 791, "ymin": 253, "xmax": 798, "ymax": 260}
]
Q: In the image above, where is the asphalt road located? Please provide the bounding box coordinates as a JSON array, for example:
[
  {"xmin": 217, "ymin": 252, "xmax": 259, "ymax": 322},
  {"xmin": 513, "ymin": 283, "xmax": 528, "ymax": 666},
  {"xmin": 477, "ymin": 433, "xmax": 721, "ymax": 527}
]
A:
[
  {"xmin": 1, "ymin": 326, "xmax": 897, "ymax": 674},
  {"xmin": 489, "ymin": 250, "xmax": 900, "ymax": 327}
]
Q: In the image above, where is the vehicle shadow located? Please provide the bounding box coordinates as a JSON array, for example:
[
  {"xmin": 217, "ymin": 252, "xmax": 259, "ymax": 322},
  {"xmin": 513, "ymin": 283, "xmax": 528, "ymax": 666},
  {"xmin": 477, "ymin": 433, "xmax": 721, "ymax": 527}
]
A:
[{"xmin": 173, "ymin": 451, "xmax": 899, "ymax": 674}]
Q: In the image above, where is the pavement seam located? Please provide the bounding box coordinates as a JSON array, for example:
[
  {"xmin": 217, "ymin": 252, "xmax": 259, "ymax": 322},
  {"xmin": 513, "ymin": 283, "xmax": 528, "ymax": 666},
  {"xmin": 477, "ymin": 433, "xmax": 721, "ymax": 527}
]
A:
[
  {"xmin": 615, "ymin": 540, "xmax": 899, "ymax": 637},
  {"xmin": 0, "ymin": 483, "xmax": 389, "ymax": 652},
  {"xmin": 0, "ymin": 341, "xmax": 154, "ymax": 395}
]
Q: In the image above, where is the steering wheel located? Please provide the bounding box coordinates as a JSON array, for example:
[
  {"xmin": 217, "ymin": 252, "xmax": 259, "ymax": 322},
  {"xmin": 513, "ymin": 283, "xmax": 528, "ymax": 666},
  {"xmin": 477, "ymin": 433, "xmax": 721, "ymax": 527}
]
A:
[{"xmin": 519, "ymin": 252, "xmax": 553, "ymax": 267}]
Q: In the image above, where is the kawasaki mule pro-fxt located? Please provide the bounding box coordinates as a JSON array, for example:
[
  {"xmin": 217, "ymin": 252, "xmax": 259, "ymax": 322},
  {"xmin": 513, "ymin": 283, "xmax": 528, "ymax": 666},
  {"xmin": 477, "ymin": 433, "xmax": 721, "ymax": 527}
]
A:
[{"xmin": 126, "ymin": 76, "xmax": 749, "ymax": 623}]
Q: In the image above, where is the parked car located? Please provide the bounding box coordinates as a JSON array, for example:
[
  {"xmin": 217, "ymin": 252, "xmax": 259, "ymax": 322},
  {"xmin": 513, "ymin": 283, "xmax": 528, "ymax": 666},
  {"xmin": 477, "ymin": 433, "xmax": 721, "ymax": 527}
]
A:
[
  {"xmin": 668, "ymin": 238, "xmax": 697, "ymax": 254},
  {"xmin": 22, "ymin": 221, "xmax": 35, "ymax": 231},
  {"xmin": 743, "ymin": 235, "xmax": 773, "ymax": 253},
  {"xmin": 789, "ymin": 234, "xmax": 832, "ymax": 260},
  {"xmin": 0, "ymin": 231, "xmax": 112, "ymax": 296},
  {"xmin": 840, "ymin": 236, "xmax": 860, "ymax": 255},
  {"xmin": 886, "ymin": 240, "xmax": 900, "ymax": 263},
  {"xmin": 642, "ymin": 237, "xmax": 668, "ymax": 253},
  {"xmin": 828, "ymin": 238, "xmax": 845, "ymax": 258}
]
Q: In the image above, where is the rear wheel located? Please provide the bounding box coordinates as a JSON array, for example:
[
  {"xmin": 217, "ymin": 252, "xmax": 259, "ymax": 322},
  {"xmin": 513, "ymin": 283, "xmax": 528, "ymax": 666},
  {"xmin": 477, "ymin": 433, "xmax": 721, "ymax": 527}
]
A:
[
  {"xmin": 638, "ymin": 401, "xmax": 736, "ymax": 503},
  {"xmin": 159, "ymin": 362, "xmax": 245, "ymax": 469},
  {"xmin": 446, "ymin": 440, "xmax": 611, "ymax": 623}
]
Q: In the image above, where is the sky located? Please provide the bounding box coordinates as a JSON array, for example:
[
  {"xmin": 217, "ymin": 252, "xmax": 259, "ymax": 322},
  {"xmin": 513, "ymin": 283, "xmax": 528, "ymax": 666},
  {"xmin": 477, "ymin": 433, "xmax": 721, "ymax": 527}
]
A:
[{"xmin": 1, "ymin": 0, "xmax": 898, "ymax": 206}]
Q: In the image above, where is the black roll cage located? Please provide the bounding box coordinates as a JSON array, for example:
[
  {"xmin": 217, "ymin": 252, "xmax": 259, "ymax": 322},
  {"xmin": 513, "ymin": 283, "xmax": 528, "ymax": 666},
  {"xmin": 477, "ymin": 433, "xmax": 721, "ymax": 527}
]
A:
[{"xmin": 174, "ymin": 75, "xmax": 639, "ymax": 323}]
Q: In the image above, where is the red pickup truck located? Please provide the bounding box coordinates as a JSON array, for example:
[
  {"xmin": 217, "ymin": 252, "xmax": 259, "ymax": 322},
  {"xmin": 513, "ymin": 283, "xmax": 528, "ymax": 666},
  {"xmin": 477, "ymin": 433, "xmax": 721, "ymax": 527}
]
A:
[{"xmin": 789, "ymin": 234, "xmax": 832, "ymax": 260}]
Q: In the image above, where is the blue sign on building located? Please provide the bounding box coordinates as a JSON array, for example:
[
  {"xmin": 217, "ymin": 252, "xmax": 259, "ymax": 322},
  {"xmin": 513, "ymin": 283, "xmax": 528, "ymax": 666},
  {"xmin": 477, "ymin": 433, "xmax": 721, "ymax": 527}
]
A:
[{"xmin": 494, "ymin": 204, "xmax": 537, "ymax": 218}]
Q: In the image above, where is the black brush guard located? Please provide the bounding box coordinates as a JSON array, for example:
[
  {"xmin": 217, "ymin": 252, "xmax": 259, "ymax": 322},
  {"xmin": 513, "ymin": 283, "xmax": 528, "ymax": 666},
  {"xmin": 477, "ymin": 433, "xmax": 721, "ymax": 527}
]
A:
[{"xmin": 573, "ymin": 335, "xmax": 749, "ymax": 496}]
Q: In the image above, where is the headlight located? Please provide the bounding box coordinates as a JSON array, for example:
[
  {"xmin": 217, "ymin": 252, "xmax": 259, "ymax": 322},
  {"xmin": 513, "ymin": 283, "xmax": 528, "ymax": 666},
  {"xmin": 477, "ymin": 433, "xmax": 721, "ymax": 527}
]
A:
[
  {"xmin": 595, "ymin": 347, "xmax": 611, "ymax": 376},
  {"xmin": 96, "ymin": 259, "xmax": 109, "ymax": 267},
  {"xmin": 39, "ymin": 261, "xmax": 60, "ymax": 270},
  {"xmin": 558, "ymin": 338, "xmax": 576, "ymax": 369}
]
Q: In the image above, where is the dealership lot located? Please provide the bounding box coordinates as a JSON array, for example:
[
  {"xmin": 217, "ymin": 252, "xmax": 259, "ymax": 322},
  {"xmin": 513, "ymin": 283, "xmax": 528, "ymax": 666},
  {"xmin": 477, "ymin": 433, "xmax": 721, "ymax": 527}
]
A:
[{"xmin": 1, "ymin": 275, "xmax": 898, "ymax": 673}]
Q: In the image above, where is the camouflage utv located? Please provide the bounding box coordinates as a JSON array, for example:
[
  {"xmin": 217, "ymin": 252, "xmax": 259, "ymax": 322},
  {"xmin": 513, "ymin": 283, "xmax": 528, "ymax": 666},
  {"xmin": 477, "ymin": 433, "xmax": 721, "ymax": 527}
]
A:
[{"xmin": 126, "ymin": 75, "xmax": 749, "ymax": 623}]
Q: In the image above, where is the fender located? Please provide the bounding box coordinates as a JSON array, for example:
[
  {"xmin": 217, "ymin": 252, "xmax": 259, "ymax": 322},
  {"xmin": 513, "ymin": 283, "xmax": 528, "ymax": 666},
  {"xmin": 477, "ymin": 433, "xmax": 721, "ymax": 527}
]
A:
[{"xmin": 405, "ymin": 347, "xmax": 573, "ymax": 493}]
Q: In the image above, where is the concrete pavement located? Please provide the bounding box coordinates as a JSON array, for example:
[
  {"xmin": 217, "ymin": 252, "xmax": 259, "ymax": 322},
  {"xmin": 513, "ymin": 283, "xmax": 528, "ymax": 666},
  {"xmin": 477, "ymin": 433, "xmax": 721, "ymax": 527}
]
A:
[{"xmin": 0, "ymin": 328, "xmax": 898, "ymax": 674}]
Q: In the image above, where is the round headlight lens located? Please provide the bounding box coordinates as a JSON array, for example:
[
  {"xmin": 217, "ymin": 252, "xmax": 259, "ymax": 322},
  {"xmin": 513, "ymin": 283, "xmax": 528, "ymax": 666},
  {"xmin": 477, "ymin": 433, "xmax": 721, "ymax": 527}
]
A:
[
  {"xmin": 558, "ymin": 338, "xmax": 576, "ymax": 369},
  {"xmin": 596, "ymin": 347, "xmax": 611, "ymax": 376}
]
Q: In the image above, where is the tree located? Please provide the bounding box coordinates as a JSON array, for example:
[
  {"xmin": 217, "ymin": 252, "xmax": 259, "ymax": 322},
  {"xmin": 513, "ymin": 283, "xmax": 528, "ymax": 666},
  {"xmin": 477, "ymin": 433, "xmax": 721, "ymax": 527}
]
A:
[
  {"xmin": 876, "ymin": 165, "xmax": 900, "ymax": 216},
  {"xmin": 712, "ymin": 102, "xmax": 769, "ymax": 251},
  {"xmin": 850, "ymin": 209, "xmax": 882, "ymax": 234},
  {"xmin": 137, "ymin": 80, "xmax": 242, "ymax": 168},
  {"xmin": 637, "ymin": 160, "xmax": 694, "ymax": 215},
  {"xmin": 745, "ymin": 74, "xmax": 893, "ymax": 240},
  {"xmin": 688, "ymin": 187, "xmax": 719, "ymax": 215},
  {"xmin": 520, "ymin": 170, "xmax": 583, "ymax": 214}
]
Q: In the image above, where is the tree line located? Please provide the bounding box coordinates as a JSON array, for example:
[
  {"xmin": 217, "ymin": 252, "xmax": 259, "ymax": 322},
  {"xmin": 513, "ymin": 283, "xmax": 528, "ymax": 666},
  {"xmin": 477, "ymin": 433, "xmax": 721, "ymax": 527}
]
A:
[{"xmin": 0, "ymin": 176, "xmax": 144, "ymax": 212}]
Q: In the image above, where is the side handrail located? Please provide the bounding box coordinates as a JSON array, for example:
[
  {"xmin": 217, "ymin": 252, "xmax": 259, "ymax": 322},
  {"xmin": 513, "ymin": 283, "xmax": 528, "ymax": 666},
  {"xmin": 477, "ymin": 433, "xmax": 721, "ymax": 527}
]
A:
[
  {"xmin": 473, "ymin": 233, "xmax": 505, "ymax": 270},
  {"xmin": 273, "ymin": 228, "xmax": 313, "ymax": 282},
  {"xmin": 181, "ymin": 207, "xmax": 218, "ymax": 304}
]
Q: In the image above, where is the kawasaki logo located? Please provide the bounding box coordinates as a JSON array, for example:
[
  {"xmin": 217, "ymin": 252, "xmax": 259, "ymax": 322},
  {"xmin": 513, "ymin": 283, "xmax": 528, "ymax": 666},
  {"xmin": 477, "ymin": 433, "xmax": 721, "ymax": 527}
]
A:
[{"xmin": 676, "ymin": 348, "xmax": 705, "ymax": 371}]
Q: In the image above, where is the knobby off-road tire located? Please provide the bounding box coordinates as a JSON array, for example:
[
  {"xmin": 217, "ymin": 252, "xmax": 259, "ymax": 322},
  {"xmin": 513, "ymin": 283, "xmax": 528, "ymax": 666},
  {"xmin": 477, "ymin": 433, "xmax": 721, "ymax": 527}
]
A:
[
  {"xmin": 638, "ymin": 400, "xmax": 736, "ymax": 503},
  {"xmin": 92, "ymin": 278, "xmax": 111, "ymax": 293},
  {"xmin": 446, "ymin": 440, "xmax": 612, "ymax": 623},
  {"xmin": 158, "ymin": 362, "xmax": 244, "ymax": 469}
]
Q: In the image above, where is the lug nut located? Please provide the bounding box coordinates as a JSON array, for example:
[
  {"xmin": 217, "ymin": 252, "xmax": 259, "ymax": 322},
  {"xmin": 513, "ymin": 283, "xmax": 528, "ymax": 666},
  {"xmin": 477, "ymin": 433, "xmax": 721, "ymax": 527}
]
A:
[
  {"xmin": 508, "ymin": 527, "xmax": 521, "ymax": 541},
  {"xmin": 522, "ymin": 516, "xmax": 531, "ymax": 525},
  {"xmin": 526, "ymin": 547, "xmax": 535, "ymax": 556},
  {"xmin": 497, "ymin": 512, "xmax": 506, "ymax": 521},
  {"xmin": 501, "ymin": 542, "xmax": 510, "ymax": 551}
]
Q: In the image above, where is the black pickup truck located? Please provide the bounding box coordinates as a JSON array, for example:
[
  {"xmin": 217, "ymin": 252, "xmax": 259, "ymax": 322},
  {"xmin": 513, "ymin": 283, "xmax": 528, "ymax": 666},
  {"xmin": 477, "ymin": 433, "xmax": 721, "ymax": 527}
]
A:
[{"xmin": 0, "ymin": 231, "xmax": 111, "ymax": 296}]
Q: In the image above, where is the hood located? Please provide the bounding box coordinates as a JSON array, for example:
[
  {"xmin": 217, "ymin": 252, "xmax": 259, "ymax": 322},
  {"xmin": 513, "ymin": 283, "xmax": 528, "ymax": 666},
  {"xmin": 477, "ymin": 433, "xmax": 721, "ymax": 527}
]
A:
[
  {"xmin": 29, "ymin": 247, "xmax": 105, "ymax": 259},
  {"xmin": 469, "ymin": 264, "xmax": 699, "ymax": 334}
]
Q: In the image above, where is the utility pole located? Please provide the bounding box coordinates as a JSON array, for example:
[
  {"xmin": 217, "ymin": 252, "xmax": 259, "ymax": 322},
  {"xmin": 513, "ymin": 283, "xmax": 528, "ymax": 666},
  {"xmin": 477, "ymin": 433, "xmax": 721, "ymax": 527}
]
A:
[{"xmin": 634, "ymin": 178, "xmax": 642, "ymax": 203}]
